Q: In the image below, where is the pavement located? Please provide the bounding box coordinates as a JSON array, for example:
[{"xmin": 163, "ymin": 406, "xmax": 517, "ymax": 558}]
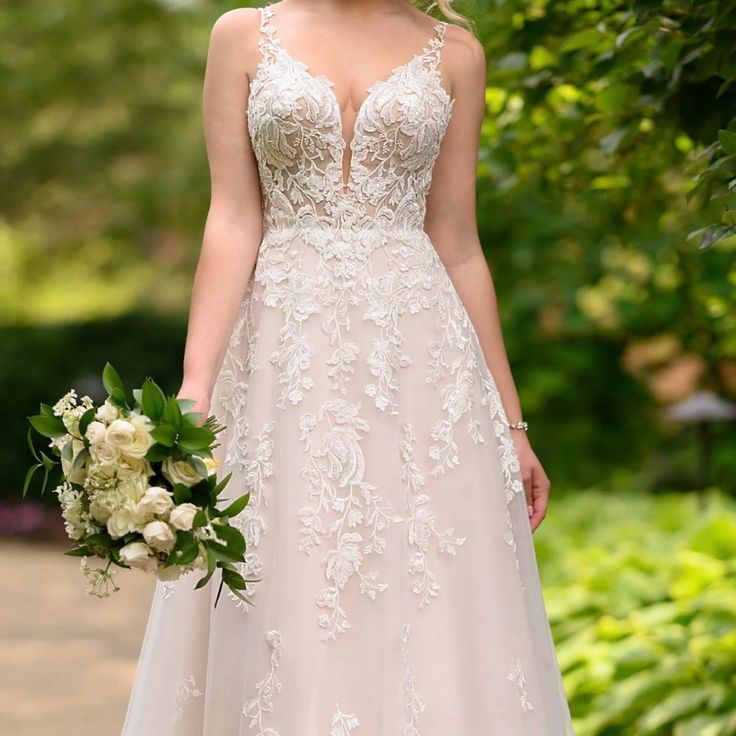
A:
[{"xmin": 0, "ymin": 540, "xmax": 155, "ymax": 736}]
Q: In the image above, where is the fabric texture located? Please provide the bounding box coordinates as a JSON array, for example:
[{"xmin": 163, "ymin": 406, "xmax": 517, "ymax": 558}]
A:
[{"xmin": 121, "ymin": 4, "xmax": 577, "ymax": 733}]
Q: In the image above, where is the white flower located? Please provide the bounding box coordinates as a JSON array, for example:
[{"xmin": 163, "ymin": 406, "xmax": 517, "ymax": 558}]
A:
[
  {"xmin": 95, "ymin": 401, "xmax": 120, "ymax": 423},
  {"xmin": 89, "ymin": 441, "xmax": 121, "ymax": 466},
  {"xmin": 117, "ymin": 455, "xmax": 153, "ymax": 479},
  {"xmin": 85, "ymin": 421, "xmax": 106, "ymax": 444},
  {"xmin": 106, "ymin": 504, "xmax": 147, "ymax": 539},
  {"xmin": 120, "ymin": 542, "xmax": 159, "ymax": 573},
  {"xmin": 169, "ymin": 503, "xmax": 198, "ymax": 531},
  {"xmin": 139, "ymin": 486, "xmax": 174, "ymax": 517},
  {"xmin": 60, "ymin": 438, "xmax": 87, "ymax": 485},
  {"xmin": 89, "ymin": 498, "xmax": 113, "ymax": 523},
  {"xmin": 118, "ymin": 414, "xmax": 155, "ymax": 459},
  {"xmin": 105, "ymin": 418, "xmax": 136, "ymax": 447},
  {"xmin": 143, "ymin": 520, "xmax": 176, "ymax": 553},
  {"xmin": 162, "ymin": 457, "xmax": 203, "ymax": 487},
  {"xmin": 118, "ymin": 475, "xmax": 148, "ymax": 502}
]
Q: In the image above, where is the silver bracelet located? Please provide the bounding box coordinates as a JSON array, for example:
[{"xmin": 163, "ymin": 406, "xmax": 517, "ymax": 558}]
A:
[{"xmin": 507, "ymin": 419, "xmax": 528, "ymax": 431}]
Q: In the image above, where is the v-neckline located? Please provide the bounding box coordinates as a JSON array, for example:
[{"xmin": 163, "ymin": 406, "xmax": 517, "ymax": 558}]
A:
[{"xmin": 258, "ymin": 5, "xmax": 446, "ymax": 196}]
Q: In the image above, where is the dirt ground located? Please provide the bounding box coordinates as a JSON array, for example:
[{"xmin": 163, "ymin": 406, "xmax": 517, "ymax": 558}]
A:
[{"xmin": 0, "ymin": 540, "xmax": 155, "ymax": 736}]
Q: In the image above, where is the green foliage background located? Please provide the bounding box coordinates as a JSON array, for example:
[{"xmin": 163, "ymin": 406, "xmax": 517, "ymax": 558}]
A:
[{"xmin": 1, "ymin": 2, "xmax": 735, "ymax": 731}]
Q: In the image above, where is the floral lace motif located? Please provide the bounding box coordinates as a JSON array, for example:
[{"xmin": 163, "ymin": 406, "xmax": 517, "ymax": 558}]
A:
[
  {"xmin": 401, "ymin": 421, "xmax": 466, "ymax": 606},
  {"xmin": 242, "ymin": 630, "xmax": 284, "ymax": 733},
  {"xmin": 507, "ymin": 657, "xmax": 535, "ymax": 712},
  {"xmin": 330, "ymin": 704, "xmax": 361, "ymax": 735},
  {"xmin": 402, "ymin": 623, "xmax": 425, "ymax": 735},
  {"xmin": 298, "ymin": 400, "xmax": 404, "ymax": 641},
  {"xmin": 172, "ymin": 674, "xmax": 203, "ymax": 726}
]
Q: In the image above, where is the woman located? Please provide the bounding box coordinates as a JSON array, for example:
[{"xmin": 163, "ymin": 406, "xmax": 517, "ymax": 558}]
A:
[{"xmin": 122, "ymin": 0, "xmax": 576, "ymax": 733}]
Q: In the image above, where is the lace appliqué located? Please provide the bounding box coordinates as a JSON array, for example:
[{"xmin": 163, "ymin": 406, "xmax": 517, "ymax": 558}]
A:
[
  {"xmin": 225, "ymin": 420, "xmax": 276, "ymax": 611},
  {"xmin": 171, "ymin": 674, "xmax": 203, "ymax": 726},
  {"xmin": 243, "ymin": 630, "xmax": 283, "ymax": 733},
  {"xmin": 330, "ymin": 704, "xmax": 361, "ymax": 735},
  {"xmin": 402, "ymin": 624, "xmax": 426, "ymax": 735},
  {"xmin": 298, "ymin": 400, "xmax": 403, "ymax": 641},
  {"xmin": 507, "ymin": 657, "xmax": 535, "ymax": 712},
  {"xmin": 401, "ymin": 421, "xmax": 466, "ymax": 607}
]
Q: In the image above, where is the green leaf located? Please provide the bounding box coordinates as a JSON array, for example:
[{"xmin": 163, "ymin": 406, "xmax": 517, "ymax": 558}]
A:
[
  {"xmin": 26, "ymin": 427, "xmax": 42, "ymax": 463},
  {"xmin": 173, "ymin": 483, "xmax": 193, "ymax": 504},
  {"xmin": 212, "ymin": 523, "xmax": 246, "ymax": 557},
  {"xmin": 192, "ymin": 508, "xmax": 207, "ymax": 528},
  {"xmin": 145, "ymin": 443, "xmax": 171, "ymax": 462},
  {"xmin": 189, "ymin": 454, "xmax": 209, "ymax": 478},
  {"xmin": 72, "ymin": 446, "xmax": 90, "ymax": 470},
  {"xmin": 719, "ymin": 129, "xmax": 736, "ymax": 155},
  {"xmin": 222, "ymin": 567, "xmax": 247, "ymax": 590},
  {"xmin": 39, "ymin": 403, "xmax": 55, "ymax": 417},
  {"xmin": 60, "ymin": 439, "xmax": 73, "ymax": 462},
  {"xmin": 22, "ymin": 463, "xmax": 42, "ymax": 498},
  {"xmin": 177, "ymin": 425, "xmax": 215, "ymax": 452},
  {"xmin": 28, "ymin": 414, "xmax": 67, "ymax": 438},
  {"xmin": 219, "ymin": 492, "xmax": 251, "ymax": 519},
  {"xmin": 64, "ymin": 547, "xmax": 92, "ymax": 557},
  {"xmin": 150, "ymin": 424, "xmax": 177, "ymax": 447},
  {"xmin": 213, "ymin": 471, "xmax": 233, "ymax": 497},
  {"xmin": 183, "ymin": 411, "xmax": 203, "ymax": 427},
  {"xmin": 194, "ymin": 546, "xmax": 217, "ymax": 589},
  {"xmin": 141, "ymin": 377, "xmax": 166, "ymax": 421},
  {"xmin": 78, "ymin": 407, "xmax": 96, "ymax": 437},
  {"xmin": 102, "ymin": 363, "xmax": 125, "ymax": 403},
  {"xmin": 163, "ymin": 397, "xmax": 183, "ymax": 430},
  {"xmin": 86, "ymin": 532, "xmax": 113, "ymax": 548}
]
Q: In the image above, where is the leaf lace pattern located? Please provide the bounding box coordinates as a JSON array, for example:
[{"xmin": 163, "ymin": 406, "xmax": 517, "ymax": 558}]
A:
[
  {"xmin": 242, "ymin": 630, "xmax": 284, "ymax": 734},
  {"xmin": 298, "ymin": 400, "xmax": 404, "ymax": 641},
  {"xmin": 171, "ymin": 674, "xmax": 203, "ymax": 726}
]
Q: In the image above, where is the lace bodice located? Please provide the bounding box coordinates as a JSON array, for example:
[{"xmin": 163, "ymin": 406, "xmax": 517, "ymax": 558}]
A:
[{"xmin": 247, "ymin": 5, "xmax": 455, "ymax": 234}]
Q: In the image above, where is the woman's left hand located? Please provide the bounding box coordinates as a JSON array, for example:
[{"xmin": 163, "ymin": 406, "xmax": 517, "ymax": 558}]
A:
[{"xmin": 512, "ymin": 433, "xmax": 551, "ymax": 533}]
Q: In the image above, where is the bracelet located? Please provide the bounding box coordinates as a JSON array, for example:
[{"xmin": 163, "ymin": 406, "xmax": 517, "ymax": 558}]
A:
[{"xmin": 507, "ymin": 419, "xmax": 528, "ymax": 431}]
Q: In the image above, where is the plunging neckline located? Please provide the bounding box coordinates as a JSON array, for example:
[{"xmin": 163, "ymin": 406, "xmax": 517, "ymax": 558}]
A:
[{"xmin": 254, "ymin": 5, "xmax": 448, "ymax": 195}]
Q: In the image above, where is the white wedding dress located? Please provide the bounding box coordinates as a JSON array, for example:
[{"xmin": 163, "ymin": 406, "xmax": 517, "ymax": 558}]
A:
[{"xmin": 122, "ymin": 4, "xmax": 576, "ymax": 734}]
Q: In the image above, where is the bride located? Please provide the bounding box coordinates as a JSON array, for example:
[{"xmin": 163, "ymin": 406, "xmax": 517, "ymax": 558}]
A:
[{"xmin": 122, "ymin": 0, "xmax": 576, "ymax": 733}]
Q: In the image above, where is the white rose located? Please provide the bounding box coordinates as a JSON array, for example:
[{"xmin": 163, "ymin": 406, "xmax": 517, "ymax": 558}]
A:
[
  {"xmin": 139, "ymin": 486, "xmax": 174, "ymax": 517},
  {"xmin": 169, "ymin": 503, "xmax": 198, "ymax": 531},
  {"xmin": 106, "ymin": 507, "xmax": 139, "ymax": 539},
  {"xmin": 89, "ymin": 498, "xmax": 113, "ymax": 523},
  {"xmin": 106, "ymin": 418, "xmax": 136, "ymax": 447},
  {"xmin": 118, "ymin": 475, "xmax": 148, "ymax": 502},
  {"xmin": 60, "ymin": 438, "xmax": 87, "ymax": 484},
  {"xmin": 120, "ymin": 542, "xmax": 159, "ymax": 573},
  {"xmin": 162, "ymin": 457, "xmax": 203, "ymax": 488},
  {"xmin": 96, "ymin": 401, "xmax": 120, "ymax": 423},
  {"xmin": 117, "ymin": 455, "xmax": 153, "ymax": 479},
  {"xmin": 127, "ymin": 501, "xmax": 151, "ymax": 531},
  {"xmin": 119, "ymin": 414, "xmax": 155, "ymax": 459},
  {"xmin": 85, "ymin": 421, "xmax": 106, "ymax": 444},
  {"xmin": 89, "ymin": 441, "xmax": 120, "ymax": 466},
  {"xmin": 156, "ymin": 565, "xmax": 184, "ymax": 582},
  {"xmin": 143, "ymin": 520, "xmax": 176, "ymax": 553}
]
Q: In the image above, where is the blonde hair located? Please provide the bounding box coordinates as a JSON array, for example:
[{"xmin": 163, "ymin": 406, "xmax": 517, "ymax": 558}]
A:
[{"xmin": 414, "ymin": 0, "xmax": 475, "ymax": 31}]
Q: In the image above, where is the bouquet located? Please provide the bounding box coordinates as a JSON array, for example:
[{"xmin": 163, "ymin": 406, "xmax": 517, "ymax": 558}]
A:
[{"xmin": 24, "ymin": 362, "xmax": 256, "ymax": 607}]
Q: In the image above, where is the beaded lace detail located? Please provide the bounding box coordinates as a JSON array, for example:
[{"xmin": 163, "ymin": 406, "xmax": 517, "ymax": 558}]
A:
[{"xmin": 248, "ymin": 4, "xmax": 454, "ymax": 234}]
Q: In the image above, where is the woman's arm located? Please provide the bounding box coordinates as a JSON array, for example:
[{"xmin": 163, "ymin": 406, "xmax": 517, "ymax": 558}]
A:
[
  {"xmin": 424, "ymin": 25, "xmax": 550, "ymax": 532},
  {"xmin": 177, "ymin": 9, "xmax": 263, "ymax": 418}
]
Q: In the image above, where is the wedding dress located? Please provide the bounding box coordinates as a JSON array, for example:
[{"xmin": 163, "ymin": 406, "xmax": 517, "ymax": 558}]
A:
[{"xmin": 122, "ymin": 4, "xmax": 576, "ymax": 734}]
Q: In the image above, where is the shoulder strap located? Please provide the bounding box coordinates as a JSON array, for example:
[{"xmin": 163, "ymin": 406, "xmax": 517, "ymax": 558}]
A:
[
  {"xmin": 257, "ymin": 5, "xmax": 282, "ymax": 63},
  {"xmin": 422, "ymin": 22, "xmax": 448, "ymax": 70}
]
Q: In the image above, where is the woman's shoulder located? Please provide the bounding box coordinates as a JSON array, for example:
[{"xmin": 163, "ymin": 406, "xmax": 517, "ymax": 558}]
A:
[{"xmin": 209, "ymin": 6, "xmax": 262, "ymax": 44}]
